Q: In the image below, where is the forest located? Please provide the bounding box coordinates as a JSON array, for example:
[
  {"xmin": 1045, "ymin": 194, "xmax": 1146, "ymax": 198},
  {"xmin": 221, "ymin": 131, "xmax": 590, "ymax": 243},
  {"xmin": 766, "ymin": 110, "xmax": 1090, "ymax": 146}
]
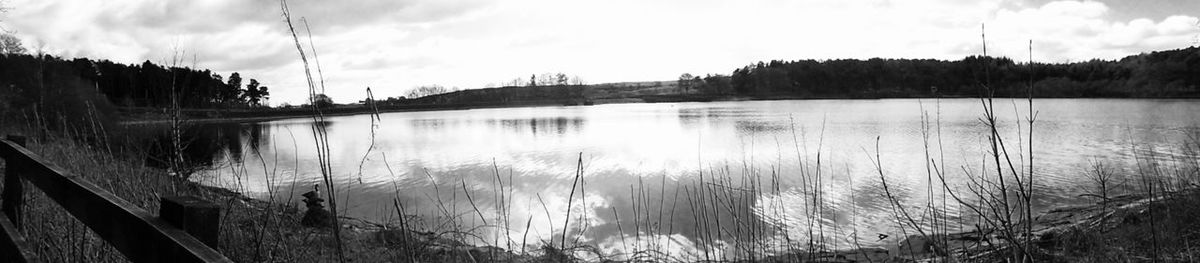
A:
[
  {"xmin": 404, "ymin": 46, "xmax": 1200, "ymax": 106},
  {"xmin": 0, "ymin": 52, "xmax": 269, "ymax": 130},
  {"xmin": 3, "ymin": 46, "xmax": 1199, "ymax": 126},
  {"xmin": 397, "ymin": 84, "xmax": 588, "ymax": 106},
  {"xmin": 728, "ymin": 46, "xmax": 1200, "ymax": 98}
]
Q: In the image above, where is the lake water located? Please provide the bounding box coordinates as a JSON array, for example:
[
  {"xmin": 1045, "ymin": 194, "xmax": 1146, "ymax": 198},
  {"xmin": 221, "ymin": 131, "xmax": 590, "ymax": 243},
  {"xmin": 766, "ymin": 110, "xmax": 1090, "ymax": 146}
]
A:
[{"xmin": 191, "ymin": 98, "xmax": 1200, "ymax": 258}]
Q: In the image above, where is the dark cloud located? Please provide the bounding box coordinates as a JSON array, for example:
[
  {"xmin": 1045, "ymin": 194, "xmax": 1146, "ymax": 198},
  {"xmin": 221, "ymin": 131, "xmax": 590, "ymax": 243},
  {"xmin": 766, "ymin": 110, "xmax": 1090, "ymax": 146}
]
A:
[
  {"xmin": 278, "ymin": 0, "xmax": 491, "ymax": 35},
  {"xmin": 1008, "ymin": 0, "xmax": 1200, "ymax": 21},
  {"xmin": 342, "ymin": 55, "xmax": 439, "ymax": 72},
  {"xmin": 86, "ymin": 0, "xmax": 490, "ymax": 35},
  {"xmin": 209, "ymin": 46, "xmax": 295, "ymax": 72},
  {"xmin": 4, "ymin": 0, "xmax": 489, "ymax": 79},
  {"xmin": 14, "ymin": 0, "xmax": 489, "ymax": 45},
  {"xmin": 6, "ymin": 0, "xmax": 1198, "ymax": 105},
  {"xmin": 82, "ymin": 1, "xmax": 277, "ymax": 35},
  {"xmin": 342, "ymin": 56, "xmax": 394, "ymax": 70}
]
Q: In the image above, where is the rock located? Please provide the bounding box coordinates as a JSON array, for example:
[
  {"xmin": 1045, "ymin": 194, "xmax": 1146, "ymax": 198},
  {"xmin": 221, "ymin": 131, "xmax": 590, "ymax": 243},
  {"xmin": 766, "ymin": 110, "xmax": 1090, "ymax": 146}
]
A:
[
  {"xmin": 838, "ymin": 248, "xmax": 890, "ymax": 262},
  {"xmin": 467, "ymin": 246, "xmax": 511, "ymax": 261},
  {"xmin": 375, "ymin": 229, "xmax": 415, "ymax": 245},
  {"xmin": 888, "ymin": 235, "xmax": 945, "ymax": 257},
  {"xmin": 299, "ymin": 184, "xmax": 333, "ymax": 228},
  {"xmin": 301, "ymin": 206, "xmax": 333, "ymax": 228}
]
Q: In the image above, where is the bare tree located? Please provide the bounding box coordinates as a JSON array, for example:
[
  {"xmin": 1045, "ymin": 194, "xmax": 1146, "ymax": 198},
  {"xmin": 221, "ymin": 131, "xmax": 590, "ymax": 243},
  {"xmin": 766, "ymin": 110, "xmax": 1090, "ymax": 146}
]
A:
[
  {"xmin": 569, "ymin": 76, "xmax": 586, "ymax": 85},
  {"xmin": 407, "ymin": 85, "xmax": 450, "ymax": 98},
  {"xmin": 0, "ymin": 33, "xmax": 25, "ymax": 55},
  {"xmin": 678, "ymin": 73, "xmax": 694, "ymax": 93},
  {"xmin": 1084, "ymin": 160, "xmax": 1115, "ymax": 209},
  {"xmin": 555, "ymin": 73, "xmax": 569, "ymax": 85},
  {"xmin": 507, "ymin": 73, "xmax": 584, "ymax": 87},
  {"xmin": 504, "ymin": 78, "xmax": 526, "ymax": 87},
  {"xmin": 536, "ymin": 73, "xmax": 557, "ymax": 86}
]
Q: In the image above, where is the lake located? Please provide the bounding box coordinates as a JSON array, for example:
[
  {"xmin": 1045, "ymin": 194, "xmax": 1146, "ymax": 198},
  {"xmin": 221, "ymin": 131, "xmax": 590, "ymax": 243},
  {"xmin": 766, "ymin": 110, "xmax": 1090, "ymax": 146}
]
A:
[{"xmin": 189, "ymin": 98, "xmax": 1200, "ymax": 258}]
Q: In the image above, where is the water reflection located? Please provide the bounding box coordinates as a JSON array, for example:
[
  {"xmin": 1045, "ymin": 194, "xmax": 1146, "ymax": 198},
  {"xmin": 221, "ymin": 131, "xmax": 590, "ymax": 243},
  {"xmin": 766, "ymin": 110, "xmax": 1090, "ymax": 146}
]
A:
[
  {"xmin": 410, "ymin": 118, "xmax": 447, "ymax": 130},
  {"xmin": 489, "ymin": 117, "xmax": 585, "ymax": 136},
  {"xmin": 134, "ymin": 122, "xmax": 270, "ymax": 169},
  {"xmin": 169, "ymin": 99, "xmax": 1200, "ymax": 258},
  {"xmin": 734, "ymin": 120, "xmax": 790, "ymax": 133}
]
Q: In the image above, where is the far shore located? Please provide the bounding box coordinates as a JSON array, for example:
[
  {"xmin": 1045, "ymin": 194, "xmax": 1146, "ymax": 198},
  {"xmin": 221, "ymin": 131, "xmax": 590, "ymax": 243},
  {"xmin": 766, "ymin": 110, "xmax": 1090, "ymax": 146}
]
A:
[{"xmin": 117, "ymin": 94, "xmax": 1200, "ymax": 125}]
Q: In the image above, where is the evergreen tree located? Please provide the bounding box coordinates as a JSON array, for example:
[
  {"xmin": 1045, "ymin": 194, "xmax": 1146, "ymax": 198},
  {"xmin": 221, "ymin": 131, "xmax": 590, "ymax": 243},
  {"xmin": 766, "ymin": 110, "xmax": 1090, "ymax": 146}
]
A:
[{"xmin": 224, "ymin": 72, "xmax": 243, "ymax": 104}]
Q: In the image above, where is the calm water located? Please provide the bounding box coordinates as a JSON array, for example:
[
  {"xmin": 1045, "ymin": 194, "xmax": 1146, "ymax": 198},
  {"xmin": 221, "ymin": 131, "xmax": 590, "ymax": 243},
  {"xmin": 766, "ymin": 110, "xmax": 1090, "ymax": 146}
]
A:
[{"xmin": 191, "ymin": 99, "xmax": 1199, "ymax": 257}]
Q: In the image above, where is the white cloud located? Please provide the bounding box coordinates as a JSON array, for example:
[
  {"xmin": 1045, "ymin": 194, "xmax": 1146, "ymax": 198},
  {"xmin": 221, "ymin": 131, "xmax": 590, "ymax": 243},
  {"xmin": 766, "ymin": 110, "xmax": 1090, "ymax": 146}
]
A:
[
  {"xmin": 2, "ymin": 0, "xmax": 1198, "ymax": 104},
  {"xmin": 983, "ymin": 1, "xmax": 1199, "ymax": 62}
]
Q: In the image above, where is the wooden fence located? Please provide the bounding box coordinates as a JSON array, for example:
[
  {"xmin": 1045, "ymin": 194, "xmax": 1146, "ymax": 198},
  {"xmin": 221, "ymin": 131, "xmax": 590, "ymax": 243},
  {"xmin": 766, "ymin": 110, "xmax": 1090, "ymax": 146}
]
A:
[{"xmin": 0, "ymin": 135, "xmax": 231, "ymax": 263}]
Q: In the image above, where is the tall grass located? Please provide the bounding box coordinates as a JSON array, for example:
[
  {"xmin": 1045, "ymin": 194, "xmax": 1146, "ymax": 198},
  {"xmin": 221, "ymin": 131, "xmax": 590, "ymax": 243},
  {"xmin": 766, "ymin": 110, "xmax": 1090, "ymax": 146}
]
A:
[
  {"xmin": 867, "ymin": 27, "xmax": 1043, "ymax": 262},
  {"xmin": 279, "ymin": 0, "xmax": 344, "ymax": 261},
  {"xmin": 865, "ymin": 31, "xmax": 1200, "ymax": 263}
]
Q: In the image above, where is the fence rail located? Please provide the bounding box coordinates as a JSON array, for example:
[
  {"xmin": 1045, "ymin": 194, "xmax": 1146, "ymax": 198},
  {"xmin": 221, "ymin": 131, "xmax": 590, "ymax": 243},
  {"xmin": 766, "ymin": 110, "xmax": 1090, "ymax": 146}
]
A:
[{"xmin": 0, "ymin": 135, "xmax": 231, "ymax": 263}]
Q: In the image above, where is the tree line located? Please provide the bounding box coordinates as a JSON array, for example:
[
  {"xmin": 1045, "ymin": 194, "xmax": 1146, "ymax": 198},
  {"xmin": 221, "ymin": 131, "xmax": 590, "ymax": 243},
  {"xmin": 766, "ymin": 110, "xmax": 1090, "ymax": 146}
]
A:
[
  {"xmin": 727, "ymin": 47, "xmax": 1200, "ymax": 98},
  {"xmin": 678, "ymin": 73, "xmax": 733, "ymax": 95},
  {"xmin": 403, "ymin": 85, "xmax": 588, "ymax": 106},
  {"xmin": 491, "ymin": 72, "xmax": 586, "ymax": 88},
  {"xmin": 0, "ymin": 47, "xmax": 272, "ymax": 132},
  {"xmin": 0, "ymin": 52, "xmax": 269, "ymax": 112},
  {"xmin": 93, "ymin": 59, "xmax": 269, "ymax": 108}
]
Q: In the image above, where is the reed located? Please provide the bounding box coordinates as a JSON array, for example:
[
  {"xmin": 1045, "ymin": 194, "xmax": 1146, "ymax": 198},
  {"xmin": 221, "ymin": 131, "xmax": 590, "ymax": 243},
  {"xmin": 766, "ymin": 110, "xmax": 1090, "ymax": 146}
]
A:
[
  {"xmin": 279, "ymin": 0, "xmax": 345, "ymax": 261},
  {"xmin": 865, "ymin": 27, "xmax": 1042, "ymax": 263}
]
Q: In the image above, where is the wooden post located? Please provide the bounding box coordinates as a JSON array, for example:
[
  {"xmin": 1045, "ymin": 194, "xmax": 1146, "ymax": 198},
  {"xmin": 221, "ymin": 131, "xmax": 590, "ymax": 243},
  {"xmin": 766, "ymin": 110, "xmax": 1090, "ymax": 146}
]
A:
[
  {"xmin": 0, "ymin": 212, "xmax": 36, "ymax": 263},
  {"xmin": 2, "ymin": 135, "xmax": 27, "ymax": 227},
  {"xmin": 159, "ymin": 196, "xmax": 221, "ymax": 248},
  {"xmin": 0, "ymin": 136, "xmax": 230, "ymax": 262},
  {"xmin": 4, "ymin": 136, "xmax": 26, "ymax": 147}
]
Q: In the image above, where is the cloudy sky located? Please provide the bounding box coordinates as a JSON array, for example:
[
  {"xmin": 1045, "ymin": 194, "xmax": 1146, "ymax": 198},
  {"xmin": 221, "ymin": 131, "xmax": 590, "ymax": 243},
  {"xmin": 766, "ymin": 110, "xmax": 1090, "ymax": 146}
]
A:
[{"xmin": 3, "ymin": 0, "xmax": 1198, "ymax": 105}]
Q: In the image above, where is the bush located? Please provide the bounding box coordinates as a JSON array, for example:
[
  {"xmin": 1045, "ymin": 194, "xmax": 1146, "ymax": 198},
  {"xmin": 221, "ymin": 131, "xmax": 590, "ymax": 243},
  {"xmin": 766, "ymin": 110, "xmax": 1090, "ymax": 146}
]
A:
[{"xmin": 313, "ymin": 93, "xmax": 334, "ymax": 108}]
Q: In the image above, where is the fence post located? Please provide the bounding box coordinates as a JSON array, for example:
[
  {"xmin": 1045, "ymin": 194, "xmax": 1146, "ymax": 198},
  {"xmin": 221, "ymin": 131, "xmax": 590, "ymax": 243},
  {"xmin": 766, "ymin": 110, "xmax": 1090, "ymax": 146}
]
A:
[
  {"xmin": 160, "ymin": 196, "xmax": 221, "ymax": 248},
  {"xmin": 2, "ymin": 135, "xmax": 27, "ymax": 227}
]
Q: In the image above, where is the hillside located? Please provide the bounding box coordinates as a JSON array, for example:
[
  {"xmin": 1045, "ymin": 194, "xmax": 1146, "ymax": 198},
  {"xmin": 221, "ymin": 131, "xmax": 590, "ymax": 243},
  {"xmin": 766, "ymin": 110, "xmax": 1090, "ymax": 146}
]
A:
[{"xmin": 395, "ymin": 46, "xmax": 1200, "ymax": 108}]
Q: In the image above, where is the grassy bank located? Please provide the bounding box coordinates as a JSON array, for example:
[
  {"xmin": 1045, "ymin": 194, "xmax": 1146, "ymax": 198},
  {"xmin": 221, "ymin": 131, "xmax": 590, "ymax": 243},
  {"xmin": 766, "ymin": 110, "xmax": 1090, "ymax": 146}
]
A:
[{"xmin": 0, "ymin": 124, "xmax": 560, "ymax": 262}]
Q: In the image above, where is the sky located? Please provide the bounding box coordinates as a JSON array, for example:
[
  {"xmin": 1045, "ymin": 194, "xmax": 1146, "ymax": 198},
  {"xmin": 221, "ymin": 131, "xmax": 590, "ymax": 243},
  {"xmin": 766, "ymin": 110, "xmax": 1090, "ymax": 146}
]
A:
[{"xmin": 2, "ymin": 0, "xmax": 1198, "ymax": 105}]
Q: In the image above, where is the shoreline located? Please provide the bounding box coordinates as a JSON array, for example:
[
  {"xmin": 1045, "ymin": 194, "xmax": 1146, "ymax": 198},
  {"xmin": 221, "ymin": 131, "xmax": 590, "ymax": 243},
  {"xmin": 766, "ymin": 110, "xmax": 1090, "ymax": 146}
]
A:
[
  {"xmin": 118, "ymin": 96, "xmax": 1200, "ymax": 125},
  {"xmin": 202, "ymin": 176, "xmax": 1191, "ymax": 262},
  {"xmin": 11, "ymin": 118, "xmax": 1196, "ymax": 262}
]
